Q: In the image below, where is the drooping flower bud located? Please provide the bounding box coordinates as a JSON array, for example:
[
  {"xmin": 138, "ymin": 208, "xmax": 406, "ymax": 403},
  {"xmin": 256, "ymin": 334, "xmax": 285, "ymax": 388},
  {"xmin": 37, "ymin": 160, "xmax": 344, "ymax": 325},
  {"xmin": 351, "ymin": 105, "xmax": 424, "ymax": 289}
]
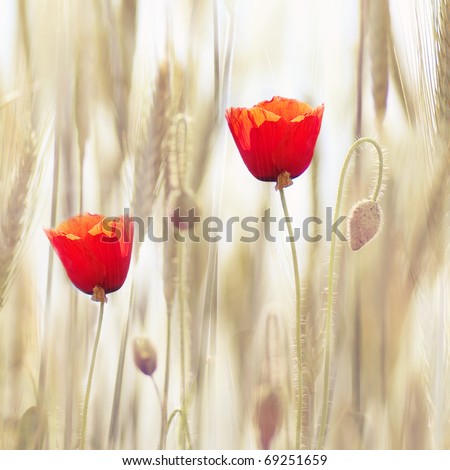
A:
[
  {"xmin": 254, "ymin": 386, "xmax": 283, "ymax": 450},
  {"xmin": 347, "ymin": 199, "xmax": 382, "ymax": 251},
  {"xmin": 169, "ymin": 189, "xmax": 199, "ymax": 231},
  {"xmin": 133, "ymin": 337, "xmax": 157, "ymax": 377}
]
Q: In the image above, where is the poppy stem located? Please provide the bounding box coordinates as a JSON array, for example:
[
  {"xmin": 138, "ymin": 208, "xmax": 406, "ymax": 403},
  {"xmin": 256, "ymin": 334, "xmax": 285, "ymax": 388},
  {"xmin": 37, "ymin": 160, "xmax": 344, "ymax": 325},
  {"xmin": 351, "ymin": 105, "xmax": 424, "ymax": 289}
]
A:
[
  {"xmin": 278, "ymin": 187, "xmax": 303, "ymax": 450},
  {"xmin": 317, "ymin": 137, "xmax": 383, "ymax": 449},
  {"xmin": 151, "ymin": 375, "xmax": 163, "ymax": 411},
  {"xmin": 178, "ymin": 242, "xmax": 187, "ymax": 448},
  {"xmin": 178, "ymin": 242, "xmax": 193, "ymax": 450},
  {"xmin": 159, "ymin": 305, "xmax": 172, "ymax": 450},
  {"xmin": 80, "ymin": 300, "xmax": 105, "ymax": 450}
]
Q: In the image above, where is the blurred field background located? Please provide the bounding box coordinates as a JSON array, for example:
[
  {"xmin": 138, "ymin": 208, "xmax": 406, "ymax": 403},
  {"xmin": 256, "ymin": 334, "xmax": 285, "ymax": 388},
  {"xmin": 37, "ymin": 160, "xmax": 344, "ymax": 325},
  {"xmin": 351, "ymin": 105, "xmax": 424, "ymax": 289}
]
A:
[{"xmin": 0, "ymin": 0, "xmax": 449, "ymax": 450}]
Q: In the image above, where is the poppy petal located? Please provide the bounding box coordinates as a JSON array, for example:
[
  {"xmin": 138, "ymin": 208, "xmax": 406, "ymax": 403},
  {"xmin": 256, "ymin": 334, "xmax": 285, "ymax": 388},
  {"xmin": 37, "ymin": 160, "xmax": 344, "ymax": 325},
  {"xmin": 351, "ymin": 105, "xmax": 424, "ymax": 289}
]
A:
[
  {"xmin": 54, "ymin": 213, "xmax": 104, "ymax": 238},
  {"xmin": 226, "ymin": 98, "xmax": 324, "ymax": 183},
  {"xmin": 45, "ymin": 214, "xmax": 133, "ymax": 295},
  {"xmin": 256, "ymin": 96, "xmax": 314, "ymax": 122},
  {"xmin": 44, "ymin": 231, "xmax": 106, "ymax": 294},
  {"xmin": 226, "ymin": 107, "xmax": 283, "ymax": 180},
  {"xmin": 274, "ymin": 108, "xmax": 324, "ymax": 178},
  {"xmin": 246, "ymin": 120, "xmax": 291, "ymax": 180}
]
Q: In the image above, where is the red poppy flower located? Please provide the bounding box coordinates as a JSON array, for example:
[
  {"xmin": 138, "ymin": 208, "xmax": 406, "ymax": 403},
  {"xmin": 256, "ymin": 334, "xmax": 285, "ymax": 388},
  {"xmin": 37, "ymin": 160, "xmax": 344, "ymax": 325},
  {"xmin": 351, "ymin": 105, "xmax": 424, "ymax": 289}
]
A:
[
  {"xmin": 225, "ymin": 96, "xmax": 324, "ymax": 183},
  {"xmin": 45, "ymin": 213, "xmax": 133, "ymax": 295}
]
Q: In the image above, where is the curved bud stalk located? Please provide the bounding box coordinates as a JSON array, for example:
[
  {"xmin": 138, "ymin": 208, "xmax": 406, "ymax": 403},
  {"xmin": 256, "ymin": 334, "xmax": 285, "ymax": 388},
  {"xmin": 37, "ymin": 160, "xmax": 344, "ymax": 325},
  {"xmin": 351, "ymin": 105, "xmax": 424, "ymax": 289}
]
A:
[{"xmin": 317, "ymin": 137, "xmax": 384, "ymax": 449}]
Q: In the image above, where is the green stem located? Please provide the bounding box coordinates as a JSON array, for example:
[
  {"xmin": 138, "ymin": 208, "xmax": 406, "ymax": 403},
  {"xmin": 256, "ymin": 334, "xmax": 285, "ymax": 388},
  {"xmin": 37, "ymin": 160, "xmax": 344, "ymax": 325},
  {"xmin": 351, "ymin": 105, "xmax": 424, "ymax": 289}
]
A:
[
  {"xmin": 179, "ymin": 243, "xmax": 186, "ymax": 418},
  {"xmin": 107, "ymin": 290, "xmax": 132, "ymax": 448},
  {"xmin": 279, "ymin": 188, "xmax": 303, "ymax": 450},
  {"xmin": 178, "ymin": 242, "xmax": 193, "ymax": 449},
  {"xmin": 108, "ymin": 251, "xmax": 139, "ymax": 449},
  {"xmin": 80, "ymin": 300, "xmax": 105, "ymax": 450},
  {"xmin": 167, "ymin": 407, "xmax": 193, "ymax": 450},
  {"xmin": 181, "ymin": 404, "xmax": 193, "ymax": 450},
  {"xmin": 167, "ymin": 409, "xmax": 183, "ymax": 433},
  {"xmin": 317, "ymin": 137, "xmax": 383, "ymax": 449},
  {"xmin": 168, "ymin": 408, "xmax": 192, "ymax": 448},
  {"xmin": 159, "ymin": 305, "xmax": 172, "ymax": 450},
  {"xmin": 151, "ymin": 375, "xmax": 163, "ymax": 411}
]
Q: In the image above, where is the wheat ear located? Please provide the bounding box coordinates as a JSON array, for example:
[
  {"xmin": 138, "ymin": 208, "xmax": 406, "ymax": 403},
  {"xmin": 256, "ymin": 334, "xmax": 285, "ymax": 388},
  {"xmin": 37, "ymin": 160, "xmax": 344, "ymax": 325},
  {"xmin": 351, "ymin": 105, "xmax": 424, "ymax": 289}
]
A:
[
  {"xmin": 0, "ymin": 107, "xmax": 39, "ymax": 307},
  {"xmin": 132, "ymin": 61, "xmax": 171, "ymax": 222},
  {"xmin": 369, "ymin": 0, "xmax": 390, "ymax": 125}
]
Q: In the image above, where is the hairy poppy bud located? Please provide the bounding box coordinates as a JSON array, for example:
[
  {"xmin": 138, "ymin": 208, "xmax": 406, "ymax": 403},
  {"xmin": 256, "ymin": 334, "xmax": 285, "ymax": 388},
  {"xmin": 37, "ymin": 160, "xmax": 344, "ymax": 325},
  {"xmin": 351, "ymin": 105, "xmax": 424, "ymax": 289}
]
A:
[
  {"xmin": 133, "ymin": 337, "xmax": 157, "ymax": 377},
  {"xmin": 348, "ymin": 199, "xmax": 382, "ymax": 251}
]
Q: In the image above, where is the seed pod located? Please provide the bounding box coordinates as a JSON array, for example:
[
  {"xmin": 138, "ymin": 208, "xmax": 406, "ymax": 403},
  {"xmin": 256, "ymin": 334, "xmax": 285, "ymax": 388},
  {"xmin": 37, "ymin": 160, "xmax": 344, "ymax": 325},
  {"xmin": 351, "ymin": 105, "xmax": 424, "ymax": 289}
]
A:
[
  {"xmin": 347, "ymin": 199, "xmax": 382, "ymax": 251},
  {"xmin": 133, "ymin": 337, "xmax": 157, "ymax": 377}
]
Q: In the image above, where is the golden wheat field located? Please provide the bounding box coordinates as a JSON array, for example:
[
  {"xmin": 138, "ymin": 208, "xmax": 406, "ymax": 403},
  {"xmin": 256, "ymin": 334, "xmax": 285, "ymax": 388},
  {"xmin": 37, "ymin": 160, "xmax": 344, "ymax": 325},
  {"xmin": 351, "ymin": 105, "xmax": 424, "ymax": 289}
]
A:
[{"xmin": 0, "ymin": 0, "xmax": 449, "ymax": 451}]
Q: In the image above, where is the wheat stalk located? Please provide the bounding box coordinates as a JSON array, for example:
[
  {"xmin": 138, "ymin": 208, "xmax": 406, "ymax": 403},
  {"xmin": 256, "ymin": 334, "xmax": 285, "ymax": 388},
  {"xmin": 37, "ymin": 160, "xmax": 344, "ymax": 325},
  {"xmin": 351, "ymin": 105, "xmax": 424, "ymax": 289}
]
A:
[
  {"xmin": 369, "ymin": 0, "xmax": 390, "ymax": 125},
  {"xmin": 108, "ymin": 60, "xmax": 172, "ymax": 448},
  {"xmin": 388, "ymin": 31, "xmax": 417, "ymax": 127},
  {"xmin": 74, "ymin": 11, "xmax": 93, "ymax": 213},
  {"xmin": 132, "ymin": 61, "xmax": 171, "ymax": 222},
  {"xmin": 435, "ymin": 0, "xmax": 450, "ymax": 142},
  {"xmin": 432, "ymin": 0, "xmax": 450, "ymax": 447},
  {"xmin": 0, "ymin": 105, "xmax": 39, "ymax": 307}
]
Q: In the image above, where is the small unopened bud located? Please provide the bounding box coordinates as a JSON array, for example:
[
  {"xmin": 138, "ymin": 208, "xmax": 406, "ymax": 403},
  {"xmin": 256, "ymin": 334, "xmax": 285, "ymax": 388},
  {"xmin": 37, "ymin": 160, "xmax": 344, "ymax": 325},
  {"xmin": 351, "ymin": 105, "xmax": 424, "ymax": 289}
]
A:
[
  {"xmin": 133, "ymin": 337, "xmax": 157, "ymax": 377},
  {"xmin": 254, "ymin": 386, "xmax": 283, "ymax": 450},
  {"xmin": 348, "ymin": 199, "xmax": 382, "ymax": 251},
  {"xmin": 169, "ymin": 189, "xmax": 199, "ymax": 231}
]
